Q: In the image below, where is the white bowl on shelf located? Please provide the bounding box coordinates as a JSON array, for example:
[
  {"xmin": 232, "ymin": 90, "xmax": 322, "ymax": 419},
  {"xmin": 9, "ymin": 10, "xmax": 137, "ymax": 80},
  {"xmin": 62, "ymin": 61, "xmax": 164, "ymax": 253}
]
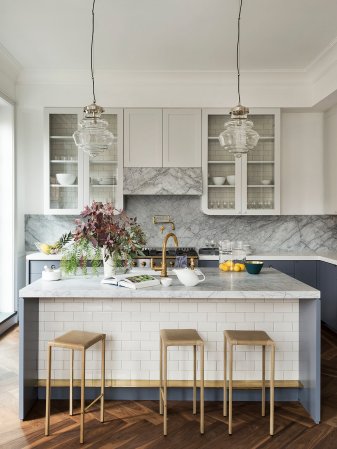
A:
[
  {"xmin": 227, "ymin": 175, "xmax": 235, "ymax": 185},
  {"xmin": 211, "ymin": 176, "xmax": 226, "ymax": 185},
  {"xmin": 56, "ymin": 173, "xmax": 76, "ymax": 185},
  {"xmin": 261, "ymin": 179, "xmax": 272, "ymax": 185}
]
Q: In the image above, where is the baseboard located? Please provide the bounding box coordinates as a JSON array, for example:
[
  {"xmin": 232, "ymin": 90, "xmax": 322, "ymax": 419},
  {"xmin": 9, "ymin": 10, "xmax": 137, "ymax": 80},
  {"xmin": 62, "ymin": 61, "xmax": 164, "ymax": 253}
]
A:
[{"xmin": 0, "ymin": 313, "xmax": 17, "ymax": 336}]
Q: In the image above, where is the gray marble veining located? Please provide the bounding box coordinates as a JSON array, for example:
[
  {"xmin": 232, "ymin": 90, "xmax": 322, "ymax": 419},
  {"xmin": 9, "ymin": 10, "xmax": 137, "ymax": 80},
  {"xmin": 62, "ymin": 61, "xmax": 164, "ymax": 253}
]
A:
[
  {"xmin": 25, "ymin": 196, "xmax": 337, "ymax": 252},
  {"xmin": 123, "ymin": 168, "xmax": 202, "ymax": 195},
  {"xmin": 19, "ymin": 267, "xmax": 319, "ymax": 299}
]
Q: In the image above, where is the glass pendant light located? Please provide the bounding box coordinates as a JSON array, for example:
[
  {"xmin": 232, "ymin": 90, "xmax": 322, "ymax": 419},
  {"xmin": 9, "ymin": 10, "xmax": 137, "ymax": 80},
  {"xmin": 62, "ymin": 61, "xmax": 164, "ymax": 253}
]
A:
[
  {"xmin": 73, "ymin": 0, "xmax": 113, "ymax": 158},
  {"xmin": 218, "ymin": 0, "xmax": 259, "ymax": 157}
]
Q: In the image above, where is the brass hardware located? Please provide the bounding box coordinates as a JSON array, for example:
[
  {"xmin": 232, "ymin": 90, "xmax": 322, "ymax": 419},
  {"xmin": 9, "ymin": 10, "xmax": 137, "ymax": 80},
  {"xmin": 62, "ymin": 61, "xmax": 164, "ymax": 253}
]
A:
[
  {"xmin": 151, "ymin": 232, "xmax": 179, "ymax": 277},
  {"xmin": 153, "ymin": 215, "xmax": 175, "ymax": 231},
  {"xmin": 141, "ymin": 261, "xmax": 147, "ymax": 267},
  {"xmin": 190, "ymin": 258, "xmax": 195, "ymax": 270},
  {"xmin": 132, "ymin": 261, "xmax": 137, "ymax": 267},
  {"xmin": 160, "ymin": 225, "xmax": 165, "ymax": 234}
]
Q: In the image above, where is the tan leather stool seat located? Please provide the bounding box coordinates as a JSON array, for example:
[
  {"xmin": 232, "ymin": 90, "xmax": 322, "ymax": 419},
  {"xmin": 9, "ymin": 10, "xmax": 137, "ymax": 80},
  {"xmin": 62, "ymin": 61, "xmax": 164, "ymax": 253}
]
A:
[
  {"xmin": 160, "ymin": 328, "xmax": 205, "ymax": 436},
  {"xmin": 160, "ymin": 329, "xmax": 203, "ymax": 346},
  {"xmin": 45, "ymin": 330, "xmax": 106, "ymax": 444},
  {"xmin": 52, "ymin": 330, "xmax": 104, "ymax": 350},
  {"xmin": 224, "ymin": 330, "xmax": 274, "ymax": 346},
  {"xmin": 224, "ymin": 329, "xmax": 275, "ymax": 436}
]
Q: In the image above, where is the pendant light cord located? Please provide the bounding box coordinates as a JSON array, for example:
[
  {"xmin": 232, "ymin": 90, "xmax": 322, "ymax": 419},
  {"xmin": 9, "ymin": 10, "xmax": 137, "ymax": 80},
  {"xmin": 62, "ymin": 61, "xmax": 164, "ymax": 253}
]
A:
[
  {"xmin": 91, "ymin": 0, "xmax": 96, "ymax": 104},
  {"xmin": 237, "ymin": 0, "xmax": 243, "ymax": 105}
]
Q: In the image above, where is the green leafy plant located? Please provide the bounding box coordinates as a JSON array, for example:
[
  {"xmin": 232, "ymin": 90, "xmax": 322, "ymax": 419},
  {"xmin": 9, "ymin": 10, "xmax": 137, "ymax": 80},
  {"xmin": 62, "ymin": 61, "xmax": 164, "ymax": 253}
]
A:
[{"xmin": 61, "ymin": 201, "xmax": 146, "ymax": 275}]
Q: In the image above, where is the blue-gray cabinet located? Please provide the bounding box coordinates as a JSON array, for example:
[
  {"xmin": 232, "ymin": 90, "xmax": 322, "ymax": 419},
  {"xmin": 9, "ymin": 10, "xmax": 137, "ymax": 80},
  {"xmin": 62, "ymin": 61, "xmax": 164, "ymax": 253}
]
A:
[
  {"xmin": 318, "ymin": 261, "xmax": 337, "ymax": 331},
  {"xmin": 26, "ymin": 260, "xmax": 60, "ymax": 284}
]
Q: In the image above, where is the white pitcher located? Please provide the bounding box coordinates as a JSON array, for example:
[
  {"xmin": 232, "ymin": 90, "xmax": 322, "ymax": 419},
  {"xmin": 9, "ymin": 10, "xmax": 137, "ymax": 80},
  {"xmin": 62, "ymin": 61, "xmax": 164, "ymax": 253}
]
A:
[{"xmin": 173, "ymin": 268, "xmax": 205, "ymax": 287}]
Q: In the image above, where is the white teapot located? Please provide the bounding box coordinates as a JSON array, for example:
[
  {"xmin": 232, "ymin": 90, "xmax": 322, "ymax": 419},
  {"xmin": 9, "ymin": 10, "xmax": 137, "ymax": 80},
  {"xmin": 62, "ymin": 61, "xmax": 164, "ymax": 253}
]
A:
[{"xmin": 173, "ymin": 268, "xmax": 206, "ymax": 287}]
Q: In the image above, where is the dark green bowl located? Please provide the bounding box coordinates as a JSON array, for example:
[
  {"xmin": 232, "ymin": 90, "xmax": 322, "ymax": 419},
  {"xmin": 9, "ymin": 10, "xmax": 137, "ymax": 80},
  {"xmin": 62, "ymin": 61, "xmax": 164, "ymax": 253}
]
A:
[{"xmin": 245, "ymin": 261, "xmax": 264, "ymax": 274}]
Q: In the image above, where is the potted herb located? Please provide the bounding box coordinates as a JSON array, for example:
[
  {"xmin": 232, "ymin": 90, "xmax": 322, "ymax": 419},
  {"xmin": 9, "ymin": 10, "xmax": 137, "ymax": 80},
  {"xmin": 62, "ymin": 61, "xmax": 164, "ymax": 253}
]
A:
[{"xmin": 61, "ymin": 201, "xmax": 146, "ymax": 276}]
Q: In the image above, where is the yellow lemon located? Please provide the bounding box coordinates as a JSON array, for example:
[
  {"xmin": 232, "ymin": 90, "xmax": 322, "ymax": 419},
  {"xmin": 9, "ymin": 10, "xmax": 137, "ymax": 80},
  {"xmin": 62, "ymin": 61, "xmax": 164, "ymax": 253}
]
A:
[
  {"xmin": 39, "ymin": 243, "xmax": 51, "ymax": 254},
  {"xmin": 225, "ymin": 260, "xmax": 232, "ymax": 267},
  {"xmin": 238, "ymin": 263, "xmax": 245, "ymax": 271},
  {"xmin": 222, "ymin": 265, "xmax": 229, "ymax": 272},
  {"xmin": 233, "ymin": 265, "xmax": 241, "ymax": 272}
]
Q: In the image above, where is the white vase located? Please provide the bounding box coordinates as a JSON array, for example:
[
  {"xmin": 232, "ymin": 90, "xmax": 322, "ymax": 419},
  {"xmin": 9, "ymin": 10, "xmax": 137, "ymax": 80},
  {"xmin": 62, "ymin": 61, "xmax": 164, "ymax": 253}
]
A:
[{"xmin": 102, "ymin": 248, "xmax": 129, "ymax": 277}]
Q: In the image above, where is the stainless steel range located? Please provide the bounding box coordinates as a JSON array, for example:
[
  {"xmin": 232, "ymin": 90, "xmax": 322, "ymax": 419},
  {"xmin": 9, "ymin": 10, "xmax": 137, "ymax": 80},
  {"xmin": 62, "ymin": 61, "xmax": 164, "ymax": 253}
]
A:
[{"xmin": 132, "ymin": 247, "xmax": 199, "ymax": 269}]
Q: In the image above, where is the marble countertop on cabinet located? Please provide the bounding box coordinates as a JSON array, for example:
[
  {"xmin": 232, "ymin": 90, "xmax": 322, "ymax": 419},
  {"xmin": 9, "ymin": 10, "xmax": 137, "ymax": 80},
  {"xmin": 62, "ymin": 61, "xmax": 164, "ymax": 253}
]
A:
[
  {"xmin": 27, "ymin": 250, "xmax": 337, "ymax": 265},
  {"xmin": 19, "ymin": 267, "xmax": 320, "ymax": 300}
]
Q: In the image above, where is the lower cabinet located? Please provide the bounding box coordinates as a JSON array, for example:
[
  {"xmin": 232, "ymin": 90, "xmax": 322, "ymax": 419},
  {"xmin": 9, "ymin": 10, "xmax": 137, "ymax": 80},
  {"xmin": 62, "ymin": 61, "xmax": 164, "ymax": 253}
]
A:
[
  {"xmin": 27, "ymin": 260, "xmax": 60, "ymax": 284},
  {"xmin": 265, "ymin": 260, "xmax": 295, "ymax": 277},
  {"xmin": 318, "ymin": 261, "xmax": 337, "ymax": 331}
]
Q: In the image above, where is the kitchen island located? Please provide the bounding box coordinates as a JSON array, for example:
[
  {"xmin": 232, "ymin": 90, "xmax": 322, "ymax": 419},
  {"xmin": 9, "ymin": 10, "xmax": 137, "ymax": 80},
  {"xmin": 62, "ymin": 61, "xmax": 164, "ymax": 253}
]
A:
[{"xmin": 19, "ymin": 268, "xmax": 320, "ymax": 423}]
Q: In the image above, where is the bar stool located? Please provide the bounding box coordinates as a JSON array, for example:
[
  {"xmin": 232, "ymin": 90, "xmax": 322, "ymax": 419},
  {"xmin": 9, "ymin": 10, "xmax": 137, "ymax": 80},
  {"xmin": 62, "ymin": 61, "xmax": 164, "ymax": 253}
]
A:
[
  {"xmin": 223, "ymin": 330, "xmax": 275, "ymax": 436},
  {"xmin": 159, "ymin": 329, "xmax": 205, "ymax": 435},
  {"xmin": 45, "ymin": 330, "xmax": 106, "ymax": 444}
]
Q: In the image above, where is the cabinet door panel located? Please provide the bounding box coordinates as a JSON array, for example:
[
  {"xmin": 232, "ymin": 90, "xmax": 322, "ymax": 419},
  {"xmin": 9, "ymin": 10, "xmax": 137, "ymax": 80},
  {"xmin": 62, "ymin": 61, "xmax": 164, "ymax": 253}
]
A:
[
  {"xmin": 163, "ymin": 109, "xmax": 201, "ymax": 167},
  {"xmin": 124, "ymin": 109, "xmax": 162, "ymax": 167},
  {"xmin": 294, "ymin": 261, "xmax": 317, "ymax": 288},
  {"xmin": 319, "ymin": 261, "xmax": 337, "ymax": 330},
  {"xmin": 265, "ymin": 260, "xmax": 295, "ymax": 277}
]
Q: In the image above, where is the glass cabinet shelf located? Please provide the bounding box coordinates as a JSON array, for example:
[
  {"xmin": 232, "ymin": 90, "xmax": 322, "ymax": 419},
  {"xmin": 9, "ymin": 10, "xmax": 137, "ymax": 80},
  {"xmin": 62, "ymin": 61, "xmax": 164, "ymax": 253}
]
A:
[
  {"xmin": 45, "ymin": 108, "xmax": 123, "ymax": 214},
  {"xmin": 202, "ymin": 108, "xmax": 280, "ymax": 215}
]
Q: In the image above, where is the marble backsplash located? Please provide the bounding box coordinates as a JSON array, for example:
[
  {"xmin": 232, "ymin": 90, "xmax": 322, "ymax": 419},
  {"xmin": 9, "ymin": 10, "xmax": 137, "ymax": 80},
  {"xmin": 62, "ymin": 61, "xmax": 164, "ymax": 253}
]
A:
[{"xmin": 25, "ymin": 195, "xmax": 337, "ymax": 252}]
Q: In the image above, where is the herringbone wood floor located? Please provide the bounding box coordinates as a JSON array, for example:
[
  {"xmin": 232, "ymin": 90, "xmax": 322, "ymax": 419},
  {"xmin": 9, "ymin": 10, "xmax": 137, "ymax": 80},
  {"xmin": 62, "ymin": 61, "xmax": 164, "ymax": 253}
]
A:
[{"xmin": 1, "ymin": 325, "xmax": 337, "ymax": 448}]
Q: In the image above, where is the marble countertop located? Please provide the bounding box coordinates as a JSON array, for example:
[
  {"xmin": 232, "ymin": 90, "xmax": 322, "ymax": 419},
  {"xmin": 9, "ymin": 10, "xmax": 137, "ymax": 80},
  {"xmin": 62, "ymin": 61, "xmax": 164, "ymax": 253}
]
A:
[
  {"xmin": 26, "ymin": 250, "xmax": 337, "ymax": 265},
  {"xmin": 19, "ymin": 267, "xmax": 319, "ymax": 300}
]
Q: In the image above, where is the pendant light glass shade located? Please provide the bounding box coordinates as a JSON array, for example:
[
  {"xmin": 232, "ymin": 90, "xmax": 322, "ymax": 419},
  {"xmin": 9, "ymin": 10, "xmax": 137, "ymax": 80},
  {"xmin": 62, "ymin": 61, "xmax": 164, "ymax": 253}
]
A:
[
  {"xmin": 218, "ymin": 0, "xmax": 260, "ymax": 157},
  {"xmin": 72, "ymin": 0, "xmax": 113, "ymax": 158},
  {"xmin": 73, "ymin": 104, "xmax": 114, "ymax": 158},
  {"xmin": 218, "ymin": 105, "xmax": 259, "ymax": 157}
]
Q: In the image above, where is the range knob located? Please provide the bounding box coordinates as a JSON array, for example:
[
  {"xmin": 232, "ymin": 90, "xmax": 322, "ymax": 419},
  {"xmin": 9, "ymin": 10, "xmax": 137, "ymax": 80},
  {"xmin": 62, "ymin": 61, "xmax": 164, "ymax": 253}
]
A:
[
  {"xmin": 169, "ymin": 261, "xmax": 175, "ymax": 267},
  {"xmin": 141, "ymin": 261, "xmax": 147, "ymax": 267},
  {"xmin": 132, "ymin": 261, "xmax": 137, "ymax": 267}
]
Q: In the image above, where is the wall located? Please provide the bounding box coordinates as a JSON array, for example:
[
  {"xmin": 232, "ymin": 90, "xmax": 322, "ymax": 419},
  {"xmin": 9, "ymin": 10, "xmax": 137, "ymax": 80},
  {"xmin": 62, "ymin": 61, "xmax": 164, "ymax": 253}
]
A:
[
  {"xmin": 25, "ymin": 197, "xmax": 337, "ymax": 252},
  {"xmin": 324, "ymin": 105, "xmax": 337, "ymax": 214}
]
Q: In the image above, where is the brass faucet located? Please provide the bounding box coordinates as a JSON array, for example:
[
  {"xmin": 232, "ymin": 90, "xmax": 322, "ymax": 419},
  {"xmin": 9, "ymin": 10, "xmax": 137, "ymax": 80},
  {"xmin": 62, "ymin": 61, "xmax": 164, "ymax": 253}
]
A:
[{"xmin": 151, "ymin": 232, "xmax": 179, "ymax": 277}]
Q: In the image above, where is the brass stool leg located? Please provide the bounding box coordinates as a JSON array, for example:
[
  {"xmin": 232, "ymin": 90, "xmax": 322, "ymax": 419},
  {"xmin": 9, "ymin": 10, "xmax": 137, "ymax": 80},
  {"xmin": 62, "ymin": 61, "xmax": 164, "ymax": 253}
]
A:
[
  {"xmin": 200, "ymin": 344, "xmax": 204, "ymax": 434},
  {"xmin": 270, "ymin": 345, "xmax": 275, "ymax": 436},
  {"xmin": 163, "ymin": 343, "xmax": 168, "ymax": 436},
  {"xmin": 262, "ymin": 345, "xmax": 265, "ymax": 417},
  {"xmin": 80, "ymin": 348, "xmax": 86, "ymax": 444},
  {"xmin": 193, "ymin": 345, "xmax": 197, "ymax": 415},
  {"xmin": 159, "ymin": 337, "xmax": 163, "ymax": 415},
  {"xmin": 45, "ymin": 344, "xmax": 52, "ymax": 436},
  {"xmin": 223, "ymin": 335, "xmax": 227, "ymax": 417},
  {"xmin": 100, "ymin": 336, "xmax": 105, "ymax": 423},
  {"xmin": 70, "ymin": 349, "xmax": 74, "ymax": 416},
  {"xmin": 228, "ymin": 343, "xmax": 233, "ymax": 435}
]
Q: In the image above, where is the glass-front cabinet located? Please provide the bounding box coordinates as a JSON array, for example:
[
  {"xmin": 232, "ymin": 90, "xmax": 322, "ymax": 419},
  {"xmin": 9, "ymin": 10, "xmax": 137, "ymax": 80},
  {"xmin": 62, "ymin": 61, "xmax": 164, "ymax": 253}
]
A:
[
  {"xmin": 202, "ymin": 108, "xmax": 280, "ymax": 215},
  {"xmin": 45, "ymin": 108, "xmax": 123, "ymax": 214}
]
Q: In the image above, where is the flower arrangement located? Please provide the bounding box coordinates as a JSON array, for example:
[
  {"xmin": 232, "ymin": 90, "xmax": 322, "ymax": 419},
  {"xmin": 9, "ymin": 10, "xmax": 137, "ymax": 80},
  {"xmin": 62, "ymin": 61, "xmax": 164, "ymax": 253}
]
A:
[{"xmin": 61, "ymin": 201, "xmax": 146, "ymax": 275}]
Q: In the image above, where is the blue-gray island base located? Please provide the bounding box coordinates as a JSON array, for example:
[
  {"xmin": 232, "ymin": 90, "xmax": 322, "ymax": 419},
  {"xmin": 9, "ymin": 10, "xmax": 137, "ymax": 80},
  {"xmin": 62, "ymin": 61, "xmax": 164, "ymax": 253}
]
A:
[{"xmin": 19, "ymin": 268, "xmax": 321, "ymax": 424}]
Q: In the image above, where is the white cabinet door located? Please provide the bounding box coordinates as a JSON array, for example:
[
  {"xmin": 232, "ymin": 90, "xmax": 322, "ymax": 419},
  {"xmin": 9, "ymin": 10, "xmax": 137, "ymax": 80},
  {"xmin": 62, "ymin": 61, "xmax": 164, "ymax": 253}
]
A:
[
  {"xmin": 124, "ymin": 109, "xmax": 162, "ymax": 167},
  {"xmin": 163, "ymin": 109, "xmax": 201, "ymax": 167}
]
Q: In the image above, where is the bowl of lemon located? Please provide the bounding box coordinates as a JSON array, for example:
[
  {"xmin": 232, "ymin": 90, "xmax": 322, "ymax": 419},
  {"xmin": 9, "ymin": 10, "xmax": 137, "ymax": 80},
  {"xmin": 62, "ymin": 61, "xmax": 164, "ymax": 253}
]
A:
[{"xmin": 219, "ymin": 260, "xmax": 245, "ymax": 272}]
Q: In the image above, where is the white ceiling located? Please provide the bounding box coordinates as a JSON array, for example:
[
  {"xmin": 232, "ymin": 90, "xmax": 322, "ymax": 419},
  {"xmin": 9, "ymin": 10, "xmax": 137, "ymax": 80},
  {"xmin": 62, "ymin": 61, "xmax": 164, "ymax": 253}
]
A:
[{"xmin": 0, "ymin": 0, "xmax": 336, "ymax": 72}]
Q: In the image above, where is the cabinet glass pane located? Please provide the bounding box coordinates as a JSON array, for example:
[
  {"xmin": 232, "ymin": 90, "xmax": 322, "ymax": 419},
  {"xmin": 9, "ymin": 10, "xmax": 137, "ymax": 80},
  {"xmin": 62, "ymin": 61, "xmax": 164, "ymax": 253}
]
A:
[
  {"xmin": 49, "ymin": 114, "xmax": 79, "ymax": 210},
  {"xmin": 89, "ymin": 114, "xmax": 118, "ymax": 205},
  {"xmin": 207, "ymin": 115, "xmax": 236, "ymax": 211},
  {"xmin": 247, "ymin": 115, "xmax": 275, "ymax": 211}
]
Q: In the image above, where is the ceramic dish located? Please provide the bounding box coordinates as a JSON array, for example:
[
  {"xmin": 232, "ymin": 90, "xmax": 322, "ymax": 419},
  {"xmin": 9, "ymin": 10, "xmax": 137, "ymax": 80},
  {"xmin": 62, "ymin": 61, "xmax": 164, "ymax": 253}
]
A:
[
  {"xmin": 227, "ymin": 175, "xmax": 235, "ymax": 185},
  {"xmin": 245, "ymin": 260, "xmax": 264, "ymax": 274},
  {"xmin": 56, "ymin": 173, "xmax": 76, "ymax": 185},
  {"xmin": 212, "ymin": 176, "xmax": 226, "ymax": 185},
  {"xmin": 261, "ymin": 179, "xmax": 272, "ymax": 185}
]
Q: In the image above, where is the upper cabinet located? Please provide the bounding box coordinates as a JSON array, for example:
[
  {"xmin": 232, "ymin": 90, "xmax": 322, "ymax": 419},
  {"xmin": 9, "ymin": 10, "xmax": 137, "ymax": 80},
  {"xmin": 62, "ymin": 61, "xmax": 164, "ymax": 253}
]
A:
[
  {"xmin": 124, "ymin": 108, "xmax": 202, "ymax": 168},
  {"xmin": 163, "ymin": 109, "xmax": 201, "ymax": 167},
  {"xmin": 44, "ymin": 108, "xmax": 123, "ymax": 214},
  {"xmin": 124, "ymin": 109, "xmax": 162, "ymax": 167},
  {"xmin": 201, "ymin": 108, "xmax": 280, "ymax": 215}
]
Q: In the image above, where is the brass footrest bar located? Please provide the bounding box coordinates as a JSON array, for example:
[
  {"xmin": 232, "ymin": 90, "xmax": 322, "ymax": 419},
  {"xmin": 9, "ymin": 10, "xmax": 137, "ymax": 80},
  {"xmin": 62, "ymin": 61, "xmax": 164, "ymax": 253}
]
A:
[{"xmin": 84, "ymin": 393, "xmax": 104, "ymax": 412}]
